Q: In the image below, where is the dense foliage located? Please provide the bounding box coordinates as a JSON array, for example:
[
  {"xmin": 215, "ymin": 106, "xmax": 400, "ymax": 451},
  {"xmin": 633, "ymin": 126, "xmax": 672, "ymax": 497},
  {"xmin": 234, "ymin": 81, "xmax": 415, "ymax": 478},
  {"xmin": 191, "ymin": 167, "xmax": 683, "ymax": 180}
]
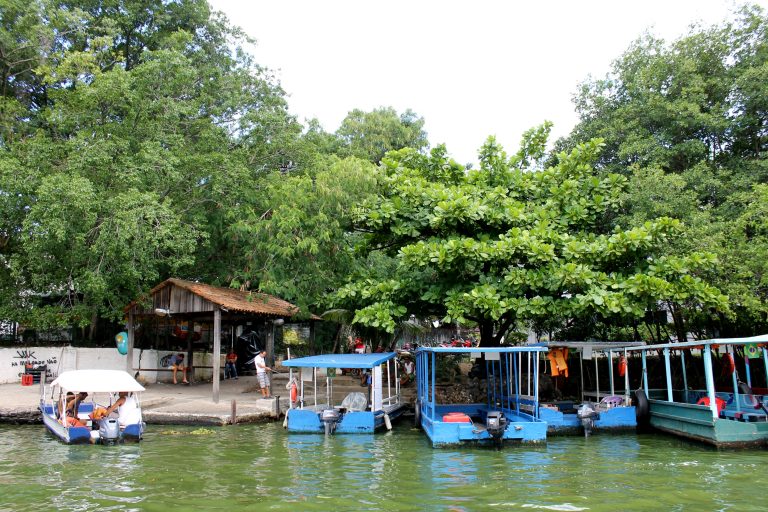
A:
[
  {"xmin": 2, "ymin": 0, "xmax": 765, "ymax": 348},
  {"xmin": 332, "ymin": 127, "xmax": 727, "ymax": 345},
  {"xmin": 0, "ymin": 0, "xmax": 303, "ymax": 334},
  {"xmin": 558, "ymin": 5, "xmax": 768, "ymax": 338}
]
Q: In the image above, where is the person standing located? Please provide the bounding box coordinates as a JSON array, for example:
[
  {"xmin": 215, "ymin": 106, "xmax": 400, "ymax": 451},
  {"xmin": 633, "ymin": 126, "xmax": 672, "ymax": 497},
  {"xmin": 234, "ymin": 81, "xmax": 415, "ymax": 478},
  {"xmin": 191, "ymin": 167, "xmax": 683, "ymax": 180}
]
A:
[
  {"xmin": 254, "ymin": 349, "xmax": 272, "ymax": 398},
  {"xmin": 224, "ymin": 349, "xmax": 238, "ymax": 380}
]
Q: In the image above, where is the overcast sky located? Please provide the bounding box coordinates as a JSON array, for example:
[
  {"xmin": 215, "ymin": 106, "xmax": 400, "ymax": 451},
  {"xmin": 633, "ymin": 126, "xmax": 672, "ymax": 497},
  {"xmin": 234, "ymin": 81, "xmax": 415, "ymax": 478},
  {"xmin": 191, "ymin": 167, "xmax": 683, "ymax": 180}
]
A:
[{"xmin": 209, "ymin": 0, "xmax": 763, "ymax": 165}]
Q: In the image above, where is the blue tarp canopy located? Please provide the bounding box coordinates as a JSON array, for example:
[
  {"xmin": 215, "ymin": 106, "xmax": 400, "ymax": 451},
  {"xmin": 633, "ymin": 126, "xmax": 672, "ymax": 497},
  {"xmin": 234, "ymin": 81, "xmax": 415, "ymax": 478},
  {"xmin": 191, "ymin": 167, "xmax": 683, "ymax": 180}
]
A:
[{"xmin": 282, "ymin": 352, "xmax": 397, "ymax": 369}]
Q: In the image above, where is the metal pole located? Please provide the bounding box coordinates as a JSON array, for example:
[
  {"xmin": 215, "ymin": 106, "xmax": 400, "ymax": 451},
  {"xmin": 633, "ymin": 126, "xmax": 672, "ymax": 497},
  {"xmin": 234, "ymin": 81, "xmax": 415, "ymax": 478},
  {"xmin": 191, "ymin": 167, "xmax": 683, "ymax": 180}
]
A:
[
  {"xmin": 608, "ymin": 349, "xmax": 615, "ymax": 395},
  {"xmin": 642, "ymin": 351, "xmax": 649, "ymax": 394},
  {"xmin": 431, "ymin": 352, "xmax": 436, "ymax": 419},
  {"xmin": 534, "ymin": 350, "xmax": 539, "ymax": 419},
  {"xmin": 664, "ymin": 347, "xmax": 673, "ymax": 402},
  {"xmin": 764, "ymin": 347, "xmax": 768, "ymax": 388},
  {"xmin": 681, "ymin": 349, "xmax": 688, "ymax": 404},
  {"xmin": 580, "ymin": 350, "xmax": 585, "ymax": 403},
  {"xmin": 730, "ymin": 346, "xmax": 741, "ymax": 412},
  {"xmin": 702, "ymin": 345, "xmax": 718, "ymax": 419},
  {"xmin": 624, "ymin": 348, "xmax": 630, "ymax": 400},
  {"xmin": 595, "ymin": 353, "xmax": 600, "ymax": 400}
]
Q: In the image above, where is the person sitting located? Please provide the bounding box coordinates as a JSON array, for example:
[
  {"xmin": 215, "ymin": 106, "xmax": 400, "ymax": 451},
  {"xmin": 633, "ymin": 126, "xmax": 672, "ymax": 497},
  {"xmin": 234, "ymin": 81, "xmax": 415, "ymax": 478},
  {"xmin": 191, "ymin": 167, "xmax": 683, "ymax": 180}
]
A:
[
  {"xmin": 64, "ymin": 392, "xmax": 88, "ymax": 427},
  {"xmin": 103, "ymin": 391, "xmax": 142, "ymax": 427},
  {"xmin": 168, "ymin": 353, "xmax": 189, "ymax": 384},
  {"xmin": 224, "ymin": 349, "xmax": 238, "ymax": 380}
]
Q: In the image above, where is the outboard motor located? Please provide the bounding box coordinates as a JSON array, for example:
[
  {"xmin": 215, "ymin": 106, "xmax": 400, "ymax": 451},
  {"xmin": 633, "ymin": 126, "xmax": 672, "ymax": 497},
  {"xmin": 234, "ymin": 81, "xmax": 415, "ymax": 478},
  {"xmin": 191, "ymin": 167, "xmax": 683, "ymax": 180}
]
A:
[
  {"xmin": 99, "ymin": 418, "xmax": 120, "ymax": 444},
  {"xmin": 577, "ymin": 404, "xmax": 599, "ymax": 437},
  {"xmin": 320, "ymin": 408, "xmax": 341, "ymax": 435},
  {"xmin": 486, "ymin": 411, "xmax": 508, "ymax": 447}
]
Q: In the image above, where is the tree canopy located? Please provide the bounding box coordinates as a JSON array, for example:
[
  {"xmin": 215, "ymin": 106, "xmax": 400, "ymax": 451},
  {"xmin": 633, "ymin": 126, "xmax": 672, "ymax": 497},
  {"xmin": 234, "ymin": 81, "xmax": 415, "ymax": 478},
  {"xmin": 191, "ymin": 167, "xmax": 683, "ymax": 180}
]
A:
[
  {"xmin": 0, "ymin": 0, "xmax": 303, "ymax": 333},
  {"xmin": 332, "ymin": 126, "xmax": 727, "ymax": 345},
  {"xmin": 558, "ymin": 5, "xmax": 768, "ymax": 338}
]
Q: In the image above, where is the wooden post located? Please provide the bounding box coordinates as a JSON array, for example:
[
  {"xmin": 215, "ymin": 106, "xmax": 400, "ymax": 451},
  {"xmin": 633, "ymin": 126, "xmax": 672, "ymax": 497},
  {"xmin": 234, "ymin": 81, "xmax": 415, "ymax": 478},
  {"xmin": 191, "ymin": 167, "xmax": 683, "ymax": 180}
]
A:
[
  {"xmin": 230, "ymin": 399, "xmax": 237, "ymax": 424},
  {"xmin": 213, "ymin": 307, "xmax": 221, "ymax": 404},
  {"xmin": 127, "ymin": 309, "xmax": 135, "ymax": 374}
]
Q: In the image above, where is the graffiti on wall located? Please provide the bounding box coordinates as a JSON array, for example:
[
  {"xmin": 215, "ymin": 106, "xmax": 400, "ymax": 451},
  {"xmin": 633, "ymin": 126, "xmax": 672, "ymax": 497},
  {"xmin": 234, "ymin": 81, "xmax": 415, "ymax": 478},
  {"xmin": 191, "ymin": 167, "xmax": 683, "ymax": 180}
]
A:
[{"xmin": 11, "ymin": 349, "xmax": 57, "ymax": 379}]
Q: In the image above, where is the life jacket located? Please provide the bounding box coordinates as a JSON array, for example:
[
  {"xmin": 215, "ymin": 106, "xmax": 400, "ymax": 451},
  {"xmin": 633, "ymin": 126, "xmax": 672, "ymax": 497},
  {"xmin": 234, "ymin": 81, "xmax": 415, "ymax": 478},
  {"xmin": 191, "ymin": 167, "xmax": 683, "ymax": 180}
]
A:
[{"xmin": 548, "ymin": 348, "xmax": 569, "ymax": 377}]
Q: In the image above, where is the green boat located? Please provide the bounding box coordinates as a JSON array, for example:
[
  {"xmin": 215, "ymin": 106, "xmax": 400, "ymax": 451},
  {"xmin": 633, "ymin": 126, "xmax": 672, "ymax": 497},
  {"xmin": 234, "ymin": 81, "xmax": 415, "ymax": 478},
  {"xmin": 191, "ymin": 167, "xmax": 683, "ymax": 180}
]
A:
[{"xmin": 627, "ymin": 335, "xmax": 768, "ymax": 448}]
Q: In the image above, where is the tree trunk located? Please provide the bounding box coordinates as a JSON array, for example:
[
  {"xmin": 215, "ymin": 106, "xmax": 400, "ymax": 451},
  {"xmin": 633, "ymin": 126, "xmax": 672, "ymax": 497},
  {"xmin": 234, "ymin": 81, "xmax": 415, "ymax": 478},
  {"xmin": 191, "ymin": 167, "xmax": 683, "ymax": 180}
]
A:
[{"xmin": 479, "ymin": 320, "xmax": 498, "ymax": 347}]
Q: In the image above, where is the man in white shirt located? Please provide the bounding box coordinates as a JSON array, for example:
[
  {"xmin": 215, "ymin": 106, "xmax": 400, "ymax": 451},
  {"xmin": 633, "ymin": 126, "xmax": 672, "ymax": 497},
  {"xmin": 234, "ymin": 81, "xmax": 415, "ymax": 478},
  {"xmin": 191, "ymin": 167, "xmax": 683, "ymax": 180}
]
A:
[{"xmin": 254, "ymin": 349, "xmax": 272, "ymax": 398}]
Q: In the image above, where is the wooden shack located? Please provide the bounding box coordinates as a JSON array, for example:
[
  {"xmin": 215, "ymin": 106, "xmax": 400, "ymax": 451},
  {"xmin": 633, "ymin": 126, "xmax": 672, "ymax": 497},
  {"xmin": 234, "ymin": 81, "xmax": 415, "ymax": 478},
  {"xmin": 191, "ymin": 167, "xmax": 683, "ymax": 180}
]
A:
[{"xmin": 125, "ymin": 278, "xmax": 308, "ymax": 403}]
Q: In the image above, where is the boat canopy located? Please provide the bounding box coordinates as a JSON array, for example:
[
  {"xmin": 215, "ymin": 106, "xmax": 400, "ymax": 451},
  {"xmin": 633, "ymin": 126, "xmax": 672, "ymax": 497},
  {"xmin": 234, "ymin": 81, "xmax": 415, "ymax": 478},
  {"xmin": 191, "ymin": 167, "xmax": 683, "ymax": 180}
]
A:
[
  {"xmin": 624, "ymin": 334, "xmax": 768, "ymax": 352},
  {"xmin": 50, "ymin": 370, "xmax": 146, "ymax": 393},
  {"xmin": 417, "ymin": 346, "xmax": 548, "ymax": 354},
  {"xmin": 282, "ymin": 352, "xmax": 397, "ymax": 369},
  {"xmin": 531, "ymin": 341, "xmax": 645, "ymax": 351}
]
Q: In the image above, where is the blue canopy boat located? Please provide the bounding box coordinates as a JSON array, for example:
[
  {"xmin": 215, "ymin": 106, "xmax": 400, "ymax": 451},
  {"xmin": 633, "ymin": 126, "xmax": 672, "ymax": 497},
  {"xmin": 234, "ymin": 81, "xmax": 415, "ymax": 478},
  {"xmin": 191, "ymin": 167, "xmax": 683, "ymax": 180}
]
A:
[
  {"xmin": 415, "ymin": 346, "xmax": 548, "ymax": 447},
  {"xmin": 39, "ymin": 369, "xmax": 146, "ymax": 444},
  {"xmin": 282, "ymin": 352, "xmax": 406, "ymax": 434},
  {"xmin": 535, "ymin": 341, "xmax": 643, "ymax": 435},
  {"xmin": 626, "ymin": 335, "xmax": 768, "ymax": 448}
]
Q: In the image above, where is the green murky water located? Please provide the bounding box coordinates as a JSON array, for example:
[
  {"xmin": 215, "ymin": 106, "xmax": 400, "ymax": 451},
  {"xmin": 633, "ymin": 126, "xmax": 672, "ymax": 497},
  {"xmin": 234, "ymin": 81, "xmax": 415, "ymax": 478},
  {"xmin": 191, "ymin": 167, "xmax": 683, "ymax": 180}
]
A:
[{"xmin": 0, "ymin": 422, "xmax": 764, "ymax": 511}]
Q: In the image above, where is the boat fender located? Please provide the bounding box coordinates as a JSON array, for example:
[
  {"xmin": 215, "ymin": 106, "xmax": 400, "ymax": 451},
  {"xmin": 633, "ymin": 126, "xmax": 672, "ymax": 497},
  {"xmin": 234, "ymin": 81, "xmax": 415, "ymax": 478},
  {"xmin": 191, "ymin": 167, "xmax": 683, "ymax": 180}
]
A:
[
  {"xmin": 634, "ymin": 389, "xmax": 650, "ymax": 425},
  {"xmin": 721, "ymin": 353, "xmax": 735, "ymax": 377},
  {"xmin": 384, "ymin": 413, "xmax": 392, "ymax": 430},
  {"xmin": 283, "ymin": 409, "xmax": 289, "ymax": 429},
  {"xmin": 618, "ymin": 356, "xmax": 627, "ymax": 378},
  {"xmin": 414, "ymin": 400, "xmax": 421, "ymax": 428}
]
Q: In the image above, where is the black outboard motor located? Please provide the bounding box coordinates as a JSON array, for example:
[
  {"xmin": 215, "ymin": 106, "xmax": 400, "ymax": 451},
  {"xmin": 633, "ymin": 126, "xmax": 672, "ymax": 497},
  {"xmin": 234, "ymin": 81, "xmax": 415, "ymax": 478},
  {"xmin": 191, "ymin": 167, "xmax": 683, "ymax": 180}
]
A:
[
  {"xmin": 320, "ymin": 408, "xmax": 341, "ymax": 435},
  {"xmin": 577, "ymin": 404, "xmax": 600, "ymax": 437},
  {"xmin": 99, "ymin": 418, "xmax": 120, "ymax": 444},
  {"xmin": 486, "ymin": 411, "xmax": 508, "ymax": 447}
]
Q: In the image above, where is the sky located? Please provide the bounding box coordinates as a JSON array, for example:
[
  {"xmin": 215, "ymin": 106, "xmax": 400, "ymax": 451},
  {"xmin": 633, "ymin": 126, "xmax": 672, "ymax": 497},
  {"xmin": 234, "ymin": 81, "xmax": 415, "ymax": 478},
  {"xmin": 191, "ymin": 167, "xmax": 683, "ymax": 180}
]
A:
[{"xmin": 209, "ymin": 0, "xmax": 762, "ymax": 165}]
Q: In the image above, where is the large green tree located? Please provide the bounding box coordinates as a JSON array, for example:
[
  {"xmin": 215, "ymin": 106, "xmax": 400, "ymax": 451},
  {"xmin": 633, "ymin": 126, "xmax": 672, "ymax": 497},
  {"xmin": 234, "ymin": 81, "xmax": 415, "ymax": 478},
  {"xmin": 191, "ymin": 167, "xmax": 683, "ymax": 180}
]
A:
[
  {"xmin": 0, "ymin": 0, "xmax": 304, "ymax": 335},
  {"xmin": 335, "ymin": 107, "xmax": 429, "ymax": 163},
  {"xmin": 228, "ymin": 156, "xmax": 381, "ymax": 317},
  {"xmin": 332, "ymin": 126, "xmax": 727, "ymax": 346},
  {"xmin": 559, "ymin": 5, "xmax": 768, "ymax": 337}
]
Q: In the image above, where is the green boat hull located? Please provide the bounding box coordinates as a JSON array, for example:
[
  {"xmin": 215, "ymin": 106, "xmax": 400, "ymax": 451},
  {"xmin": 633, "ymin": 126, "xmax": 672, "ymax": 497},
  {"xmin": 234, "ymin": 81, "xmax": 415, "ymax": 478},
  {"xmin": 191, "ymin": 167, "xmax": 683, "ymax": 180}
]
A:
[{"xmin": 649, "ymin": 399, "xmax": 768, "ymax": 448}]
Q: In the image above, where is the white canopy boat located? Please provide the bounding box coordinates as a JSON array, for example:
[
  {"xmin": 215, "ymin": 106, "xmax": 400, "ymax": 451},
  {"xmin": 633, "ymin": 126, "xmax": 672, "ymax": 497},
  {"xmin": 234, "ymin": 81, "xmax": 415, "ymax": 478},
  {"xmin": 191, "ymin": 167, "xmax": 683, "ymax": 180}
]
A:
[{"xmin": 39, "ymin": 369, "xmax": 146, "ymax": 444}]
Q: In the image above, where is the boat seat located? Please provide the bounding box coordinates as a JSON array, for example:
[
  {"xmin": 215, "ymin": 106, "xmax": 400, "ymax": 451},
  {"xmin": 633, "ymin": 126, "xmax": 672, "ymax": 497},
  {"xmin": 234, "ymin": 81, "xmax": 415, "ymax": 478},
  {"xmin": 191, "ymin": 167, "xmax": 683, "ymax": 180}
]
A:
[
  {"xmin": 720, "ymin": 410, "xmax": 767, "ymax": 422},
  {"xmin": 340, "ymin": 392, "xmax": 368, "ymax": 412}
]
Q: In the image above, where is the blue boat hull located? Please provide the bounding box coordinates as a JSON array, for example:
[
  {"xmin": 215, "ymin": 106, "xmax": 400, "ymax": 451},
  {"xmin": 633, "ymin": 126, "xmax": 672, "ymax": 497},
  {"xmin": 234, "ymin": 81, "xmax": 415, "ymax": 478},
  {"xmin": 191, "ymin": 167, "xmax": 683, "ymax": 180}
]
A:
[
  {"xmin": 539, "ymin": 405, "xmax": 637, "ymax": 434},
  {"xmin": 286, "ymin": 405, "xmax": 406, "ymax": 434},
  {"xmin": 421, "ymin": 404, "xmax": 547, "ymax": 447}
]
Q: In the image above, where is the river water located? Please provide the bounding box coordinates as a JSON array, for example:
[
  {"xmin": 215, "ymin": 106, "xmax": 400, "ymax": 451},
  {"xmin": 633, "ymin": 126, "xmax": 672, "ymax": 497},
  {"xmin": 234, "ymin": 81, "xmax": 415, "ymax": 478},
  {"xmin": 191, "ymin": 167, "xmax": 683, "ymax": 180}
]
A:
[{"xmin": 0, "ymin": 422, "xmax": 764, "ymax": 511}]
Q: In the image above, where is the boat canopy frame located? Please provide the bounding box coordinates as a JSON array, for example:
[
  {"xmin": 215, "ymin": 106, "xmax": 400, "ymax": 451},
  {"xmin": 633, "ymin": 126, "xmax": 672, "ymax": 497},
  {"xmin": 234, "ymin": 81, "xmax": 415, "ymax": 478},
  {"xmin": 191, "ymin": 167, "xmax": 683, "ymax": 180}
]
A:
[
  {"xmin": 625, "ymin": 335, "xmax": 768, "ymax": 420},
  {"xmin": 416, "ymin": 346, "xmax": 549, "ymax": 422},
  {"xmin": 282, "ymin": 352, "xmax": 401, "ymax": 412},
  {"xmin": 534, "ymin": 341, "xmax": 644, "ymax": 404}
]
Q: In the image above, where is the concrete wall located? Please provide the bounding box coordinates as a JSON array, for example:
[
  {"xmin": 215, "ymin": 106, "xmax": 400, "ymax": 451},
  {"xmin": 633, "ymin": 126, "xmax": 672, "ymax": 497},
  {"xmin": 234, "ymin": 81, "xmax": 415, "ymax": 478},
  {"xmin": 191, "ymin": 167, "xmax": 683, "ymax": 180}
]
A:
[{"xmin": 0, "ymin": 346, "xmax": 221, "ymax": 385}]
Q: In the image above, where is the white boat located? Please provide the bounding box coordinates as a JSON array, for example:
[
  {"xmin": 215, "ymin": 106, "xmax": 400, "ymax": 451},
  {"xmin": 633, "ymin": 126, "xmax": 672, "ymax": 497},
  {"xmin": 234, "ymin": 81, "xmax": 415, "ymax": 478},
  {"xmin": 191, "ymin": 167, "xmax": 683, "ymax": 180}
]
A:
[{"xmin": 39, "ymin": 369, "xmax": 146, "ymax": 444}]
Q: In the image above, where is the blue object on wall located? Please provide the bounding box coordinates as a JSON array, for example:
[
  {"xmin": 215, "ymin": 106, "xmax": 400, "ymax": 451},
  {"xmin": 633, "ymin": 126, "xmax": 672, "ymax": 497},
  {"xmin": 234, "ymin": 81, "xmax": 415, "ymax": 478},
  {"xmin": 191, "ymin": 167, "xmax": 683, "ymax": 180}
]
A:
[{"xmin": 115, "ymin": 332, "xmax": 128, "ymax": 355}]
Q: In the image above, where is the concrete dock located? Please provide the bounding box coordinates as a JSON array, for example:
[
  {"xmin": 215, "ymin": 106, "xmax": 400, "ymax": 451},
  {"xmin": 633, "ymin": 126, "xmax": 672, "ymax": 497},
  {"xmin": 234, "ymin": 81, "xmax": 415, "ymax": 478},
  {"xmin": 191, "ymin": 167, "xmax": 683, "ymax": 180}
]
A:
[{"xmin": 0, "ymin": 374, "xmax": 285, "ymax": 426}]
